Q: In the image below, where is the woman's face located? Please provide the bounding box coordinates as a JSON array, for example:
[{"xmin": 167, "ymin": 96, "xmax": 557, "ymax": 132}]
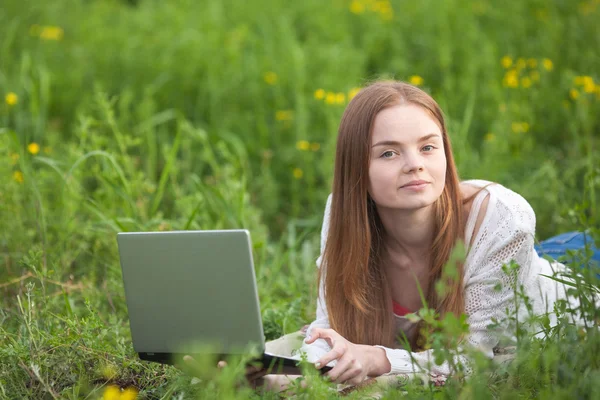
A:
[{"xmin": 368, "ymin": 104, "xmax": 447, "ymax": 211}]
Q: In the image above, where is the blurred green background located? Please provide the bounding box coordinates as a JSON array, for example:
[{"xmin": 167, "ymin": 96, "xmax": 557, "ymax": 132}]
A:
[{"xmin": 0, "ymin": 0, "xmax": 599, "ymax": 398}]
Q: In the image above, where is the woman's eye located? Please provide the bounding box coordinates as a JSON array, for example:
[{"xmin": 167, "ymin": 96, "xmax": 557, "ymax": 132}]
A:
[
  {"xmin": 422, "ymin": 145, "xmax": 435, "ymax": 152},
  {"xmin": 382, "ymin": 151, "xmax": 395, "ymax": 158}
]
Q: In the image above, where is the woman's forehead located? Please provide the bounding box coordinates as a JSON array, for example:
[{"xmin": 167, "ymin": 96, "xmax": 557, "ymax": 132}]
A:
[{"xmin": 371, "ymin": 104, "xmax": 441, "ymax": 143}]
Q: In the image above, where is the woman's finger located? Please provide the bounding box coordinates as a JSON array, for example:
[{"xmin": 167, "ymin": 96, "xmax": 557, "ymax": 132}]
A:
[
  {"xmin": 305, "ymin": 328, "xmax": 338, "ymax": 347},
  {"xmin": 217, "ymin": 360, "xmax": 227, "ymax": 369},
  {"xmin": 304, "ymin": 328, "xmax": 321, "ymax": 344},
  {"xmin": 335, "ymin": 364, "xmax": 364, "ymax": 385},
  {"xmin": 315, "ymin": 342, "xmax": 346, "ymax": 370},
  {"xmin": 324, "ymin": 354, "xmax": 352, "ymax": 382}
]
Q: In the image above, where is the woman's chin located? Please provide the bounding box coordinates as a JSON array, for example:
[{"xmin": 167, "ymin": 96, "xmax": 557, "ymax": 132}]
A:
[{"xmin": 375, "ymin": 200, "xmax": 437, "ymax": 211}]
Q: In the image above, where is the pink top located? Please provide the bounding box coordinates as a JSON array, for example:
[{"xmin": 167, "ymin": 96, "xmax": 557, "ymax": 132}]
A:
[{"xmin": 392, "ymin": 300, "xmax": 413, "ymax": 317}]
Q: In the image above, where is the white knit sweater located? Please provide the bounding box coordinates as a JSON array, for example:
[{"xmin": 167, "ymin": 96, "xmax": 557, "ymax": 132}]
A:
[{"xmin": 301, "ymin": 180, "xmax": 574, "ymax": 376}]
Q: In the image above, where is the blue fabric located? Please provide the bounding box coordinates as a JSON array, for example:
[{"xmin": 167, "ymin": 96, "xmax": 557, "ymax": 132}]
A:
[{"xmin": 535, "ymin": 231, "xmax": 600, "ymax": 266}]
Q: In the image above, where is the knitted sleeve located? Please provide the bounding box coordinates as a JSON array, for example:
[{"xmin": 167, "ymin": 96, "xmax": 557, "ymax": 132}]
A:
[
  {"xmin": 301, "ymin": 195, "xmax": 333, "ymax": 364},
  {"xmin": 311, "ymin": 193, "xmax": 332, "ymax": 330}
]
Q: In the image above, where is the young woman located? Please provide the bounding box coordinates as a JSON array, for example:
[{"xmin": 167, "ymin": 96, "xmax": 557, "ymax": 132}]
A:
[
  {"xmin": 259, "ymin": 80, "xmax": 598, "ymax": 392},
  {"xmin": 196, "ymin": 80, "xmax": 596, "ymax": 394}
]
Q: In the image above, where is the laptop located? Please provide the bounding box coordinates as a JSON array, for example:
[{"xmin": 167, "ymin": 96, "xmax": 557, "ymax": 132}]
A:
[{"xmin": 116, "ymin": 229, "xmax": 331, "ymax": 374}]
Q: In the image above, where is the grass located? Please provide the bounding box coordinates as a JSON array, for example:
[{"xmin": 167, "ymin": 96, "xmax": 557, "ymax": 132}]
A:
[{"xmin": 0, "ymin": 0, "xmax": 599, "ymax": 398}]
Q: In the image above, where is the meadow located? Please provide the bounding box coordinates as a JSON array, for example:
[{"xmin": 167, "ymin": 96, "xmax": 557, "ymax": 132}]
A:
[{"xmin": 0, "ymin": 0, "xmax": 599, "ymax": 398}]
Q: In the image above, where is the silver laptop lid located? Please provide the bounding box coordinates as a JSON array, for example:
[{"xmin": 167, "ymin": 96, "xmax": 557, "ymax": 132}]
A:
[{"xmin": 117, "ymin": 230, "xmax": 265, "ymax": 357}]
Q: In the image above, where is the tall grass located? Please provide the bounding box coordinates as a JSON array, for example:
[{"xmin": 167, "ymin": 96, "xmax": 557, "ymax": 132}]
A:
[{"xmin": 0, "ymin": 0, "xmax": 599, "ymax": 398}]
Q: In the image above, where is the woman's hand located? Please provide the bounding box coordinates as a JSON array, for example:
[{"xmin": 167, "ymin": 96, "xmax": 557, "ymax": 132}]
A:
[{"xmin": 304, "ymin": 328, "xmax": 390, "ymax": 385}]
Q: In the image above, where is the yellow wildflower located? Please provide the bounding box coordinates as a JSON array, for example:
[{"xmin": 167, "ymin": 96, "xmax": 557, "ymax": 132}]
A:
[
  {"xmin": 409, "ymin": 75, "xmax": 424, "ymax": 86},
  {"xmin": 13, "ymin": 170, "xmax": 24, "ymax": 183},
  {"xmin": 583, "ymin": 82, "xmax": 596, "ymax": 94},
  {"xmin": 573, "ymin": 76, "xmax": 596, "ymax": 93},
  {"xmin": 263, "ymin": 71, "xmax": 278, "ymax": 85},
  {"xmin": 581, "ymin": 76, "xmax": 595, "ymax": 93},
  {"xmin": 516, "ymin": 58, "xmax": 526, "ymax": 70},
  {"xmin": 511, "ymin": 122, "xmax": 530, "ymax": 133},
  {"xmin": 27, "ymin": 142, "xmax": 40, "ymax": 155},
  {"xmin": 275, "ymin": 110, "xmax": 294, "ymax": 121},
  {"xmin": 103, "ymin": 385, "xmax": 121, "ymax": 400},
  {"xmin": 527, "ymin": 58, "xmax": 538, "ymax": 68},
  {"xmin": 120, "ymin": 387, "xmax": 139, "ymax": 400},
  {"xmin": 101, "ymin": 385, "xmax": 138, "ymax": 400},
  {"xmin": 521, "ymin": 77, "xmax": 532, "ymax": 88},
  {"xmin": 502, "ymin": 70, "xmax": 519, "ymax": 88},
  {"xmin": 570, "ymin": 88, "xmax": 580, "ymax": 100},
  {"xmin": 39, "ymin": 26, "xmax": 64, "ymax": 41},
  {"xmin": 296, "ymin": 140, "xmax": 310, "ymax": 151},
  {"xmin": 5, "ymin": 92, "xmax": 18, "ymax": 106},
  {"xmin": 293, "ymin": 168, "xmax": 303, "ymax": 179},
  {"xmin": 530, "ymin": 71, "xmax": 540, "ymax": 82},
  {"xmin": 325, "ymin": 92, "xmax": 336, "ymax": 105},
  {"xmin": 484, "ymin": 133, "xmax": 496, "ymax": 142},
  {"xmin": 348, "ymin": 87, "xmax": 361, "ymax": 100},
  {"xmin": 335, "ymin": 92, "xmax": 346, "ymax": 104},
  {"xmin": 310, "ymin": 142, "xmax": 320, "ymax": 151},
  {"xmin": 10, "ymin": 153, "xmax": 19, "ymax": 165},
  {"xmin": 314, "ymin": 88, "xmax": 326, "ymax": 100},
  {"xmin": 350, "ymin": 0, "xmax": 365, "ymax": 14},
  {"xmin": 501, "ymin": 56, "xmax": 513, "ymax": 69},
  {"xmin": 102, "ymin": 385, "xmax": 121, "ymax": 400},
  {"xmin": 542, "ymin": 58, "xmax": 553, "ymax": 71}
]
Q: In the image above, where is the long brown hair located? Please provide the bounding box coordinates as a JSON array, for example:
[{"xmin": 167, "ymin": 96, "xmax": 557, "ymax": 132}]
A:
[{"xmin": 320, "ymin": 81, "xmax": 465, "ymax": 349}]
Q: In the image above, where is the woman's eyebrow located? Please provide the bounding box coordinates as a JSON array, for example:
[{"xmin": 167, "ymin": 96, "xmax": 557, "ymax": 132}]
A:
[{"xmin": 371, "ymin": 133, "xmax": 442, "ymax": 148}]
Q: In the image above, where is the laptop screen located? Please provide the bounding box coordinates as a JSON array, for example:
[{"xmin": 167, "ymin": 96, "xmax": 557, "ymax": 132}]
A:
[{"xmin": 117, "ymin": 230, "xmax": 265, "ymax": 360}]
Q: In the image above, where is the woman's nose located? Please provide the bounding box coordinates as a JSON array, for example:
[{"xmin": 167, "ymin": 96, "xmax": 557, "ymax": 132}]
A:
[{"xmin": 401, "ymin": 152, "xmax": 424, "ymax": 173}]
